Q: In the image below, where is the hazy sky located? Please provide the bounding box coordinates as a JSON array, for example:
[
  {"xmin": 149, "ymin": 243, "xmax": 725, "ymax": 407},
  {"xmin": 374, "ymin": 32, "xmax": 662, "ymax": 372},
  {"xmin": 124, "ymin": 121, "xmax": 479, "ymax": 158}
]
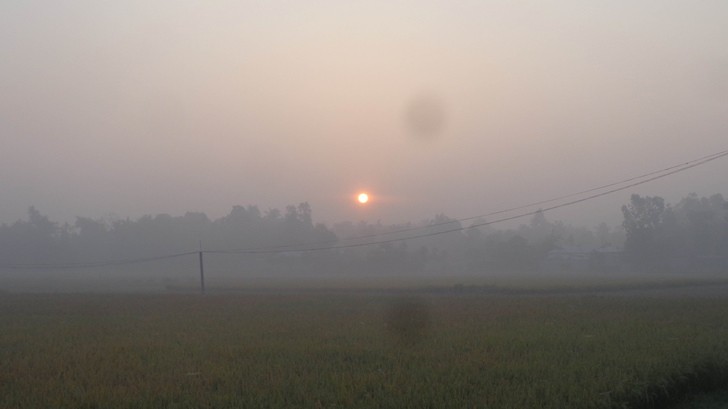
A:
[{"xmin": 2, "ymin": 1, "xmax": 727, "ymax": 227}]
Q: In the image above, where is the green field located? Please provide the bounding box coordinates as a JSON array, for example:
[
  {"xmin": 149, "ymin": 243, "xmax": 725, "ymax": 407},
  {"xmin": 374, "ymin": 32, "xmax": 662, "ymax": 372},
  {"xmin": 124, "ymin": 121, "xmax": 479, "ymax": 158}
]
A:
[{"xmin": 2, "ymin": 291, "xmax": 728, "ymax": 408}]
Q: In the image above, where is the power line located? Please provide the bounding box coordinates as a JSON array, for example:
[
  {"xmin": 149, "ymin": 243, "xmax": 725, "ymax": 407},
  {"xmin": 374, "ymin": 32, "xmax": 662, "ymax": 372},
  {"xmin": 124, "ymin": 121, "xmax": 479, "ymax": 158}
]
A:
[
  {"xmin": 208, "ymin": 149, "xmax": 728, "ymax": 254},
  {"xmin": 2, "ymin": 148, "xmax": 727, "ymax": 267},
  {"xmin": 0, "ymin": 251, "xmax": 197, "ymax": 270},
  {"xmin": 209, "ymin": 148, "xmax": 728, "ymax": 253}
]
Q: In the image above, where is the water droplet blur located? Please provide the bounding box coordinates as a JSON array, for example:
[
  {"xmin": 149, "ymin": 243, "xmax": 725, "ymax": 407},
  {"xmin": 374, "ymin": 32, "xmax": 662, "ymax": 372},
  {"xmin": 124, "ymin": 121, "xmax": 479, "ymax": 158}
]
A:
[
  {"xmin": 404, "ymin": 93, "xmax": 446, "ymax": 140},
  {"xmin": 384, "ymin": 297, "xmax": 432, "ymax": 347}
]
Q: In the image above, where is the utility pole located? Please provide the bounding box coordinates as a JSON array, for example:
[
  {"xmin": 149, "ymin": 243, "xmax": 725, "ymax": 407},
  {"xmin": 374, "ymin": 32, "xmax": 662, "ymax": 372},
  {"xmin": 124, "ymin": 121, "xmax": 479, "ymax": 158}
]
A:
[{"xmin": 198, "ymin": 241, "xmax": 205, "ymax": 295}]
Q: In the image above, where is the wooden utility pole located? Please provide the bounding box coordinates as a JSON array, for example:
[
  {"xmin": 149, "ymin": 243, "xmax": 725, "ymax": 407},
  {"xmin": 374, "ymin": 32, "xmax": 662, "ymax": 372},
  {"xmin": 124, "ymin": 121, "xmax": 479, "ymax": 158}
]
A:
[{"xmin": 198, "ymin": 241, "xmax": 205, "ymax": 294}]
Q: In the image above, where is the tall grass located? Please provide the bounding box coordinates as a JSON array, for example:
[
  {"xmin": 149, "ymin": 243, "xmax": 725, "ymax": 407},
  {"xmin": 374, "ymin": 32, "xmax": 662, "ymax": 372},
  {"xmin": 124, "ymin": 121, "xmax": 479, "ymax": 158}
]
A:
[{"xmin": 2, "ymin": 293, "xmax": 728, "ymax": 408}]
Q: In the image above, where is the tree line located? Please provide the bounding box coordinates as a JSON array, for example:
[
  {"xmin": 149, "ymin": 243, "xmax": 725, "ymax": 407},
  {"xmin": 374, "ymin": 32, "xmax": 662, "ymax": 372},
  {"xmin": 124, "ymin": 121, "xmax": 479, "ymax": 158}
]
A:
[
  {"xmin": 622, "ymin": 193, "xmax": 728, "ymax": 272},
  {"xmin": 1, "ymin": 192, "xmax": 727, "ymax": 274}
]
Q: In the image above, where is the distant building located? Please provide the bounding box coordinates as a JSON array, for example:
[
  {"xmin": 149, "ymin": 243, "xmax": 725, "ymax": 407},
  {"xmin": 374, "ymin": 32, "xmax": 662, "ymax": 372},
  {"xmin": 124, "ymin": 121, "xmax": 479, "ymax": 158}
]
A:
[
  {"xmin": 541, "ymin": 246, "xmax": 590, "ymax": 272},
  {"xmin": 588, "ymin": 246, "xmax": 623, "ymax": 273},
  {"xmin": 540, "ymin": 245, "xmax": 623, "ymax": 273}
]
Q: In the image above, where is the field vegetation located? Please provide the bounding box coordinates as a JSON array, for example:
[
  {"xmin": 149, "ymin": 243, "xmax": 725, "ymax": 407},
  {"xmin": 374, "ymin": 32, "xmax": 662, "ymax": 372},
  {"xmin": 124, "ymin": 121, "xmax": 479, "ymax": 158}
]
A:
[{"xmin": 3, "ymin": 290, "xmax": 728, "ymax": 408}]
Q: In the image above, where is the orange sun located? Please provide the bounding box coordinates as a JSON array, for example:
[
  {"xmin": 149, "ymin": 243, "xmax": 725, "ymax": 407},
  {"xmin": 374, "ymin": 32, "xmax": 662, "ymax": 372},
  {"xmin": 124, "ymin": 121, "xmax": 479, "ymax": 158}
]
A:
[{"xmin": 357, "ymin": 193, "xmax": 369, "ymax": 204}]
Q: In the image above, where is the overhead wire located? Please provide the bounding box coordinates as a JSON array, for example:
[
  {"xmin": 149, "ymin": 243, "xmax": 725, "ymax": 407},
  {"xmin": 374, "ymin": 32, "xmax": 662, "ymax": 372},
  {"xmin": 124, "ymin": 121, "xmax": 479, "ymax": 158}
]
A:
[
  {"xmin": 0, "ymin": 251, "xmax": 198, "ymax": 270},
  {"xmin": 2, "ymin": 148, "xmax": 727, "ymax": 267},
  {"xmin": 208, "ymin": 148, "xmax": 728, "ymax": 253}
]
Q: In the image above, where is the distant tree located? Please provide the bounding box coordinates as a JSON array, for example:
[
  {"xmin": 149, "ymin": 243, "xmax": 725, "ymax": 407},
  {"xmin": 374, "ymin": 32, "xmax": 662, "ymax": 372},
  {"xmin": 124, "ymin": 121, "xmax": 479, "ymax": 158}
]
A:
[
  {"xmin": 313, "ymin": 223, "xmax": 337, "ymax": 243},
  {"xmin": 0, "ymin": 207, "xmax": 59, "ymax": 263},
  {"xmin": 530, "ymin": 209, "xmax": 548, "ymax": 229},
  {"xmin": 595, "ymin": 222, "xmax": 611, "ymax": 247},
  {"xmin": 27, "ymin": 206, "xmax": 58, "ymax": 238},
  {"xmin": 73, "ymin": 217, "xmax": 109, "ymax": 260},
  {"xmin": 621, "ymin": 194, "xmax": 669, "ymax": 269}
]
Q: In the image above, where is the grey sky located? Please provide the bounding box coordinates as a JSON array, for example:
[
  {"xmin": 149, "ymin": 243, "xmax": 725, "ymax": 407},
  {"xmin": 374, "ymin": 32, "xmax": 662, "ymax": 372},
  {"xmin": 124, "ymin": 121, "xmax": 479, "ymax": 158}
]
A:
[{"xmin": 2, "ymin": 1, "xmax": 726, "ymax": 227}]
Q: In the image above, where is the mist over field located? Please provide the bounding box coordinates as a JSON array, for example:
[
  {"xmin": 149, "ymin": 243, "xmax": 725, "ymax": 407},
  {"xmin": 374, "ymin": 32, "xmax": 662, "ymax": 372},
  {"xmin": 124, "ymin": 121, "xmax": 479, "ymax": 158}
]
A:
[{"xmin": 1, "ymin": 189, "xmax": 727, "ymax": 294}]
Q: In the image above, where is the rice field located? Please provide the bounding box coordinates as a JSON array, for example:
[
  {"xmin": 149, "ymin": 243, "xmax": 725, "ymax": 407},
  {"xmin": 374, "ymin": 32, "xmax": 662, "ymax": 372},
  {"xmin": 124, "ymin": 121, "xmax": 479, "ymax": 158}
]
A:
[{"xmin": 2, "ymin": 290, "xmax": 728, "ymax": 408}]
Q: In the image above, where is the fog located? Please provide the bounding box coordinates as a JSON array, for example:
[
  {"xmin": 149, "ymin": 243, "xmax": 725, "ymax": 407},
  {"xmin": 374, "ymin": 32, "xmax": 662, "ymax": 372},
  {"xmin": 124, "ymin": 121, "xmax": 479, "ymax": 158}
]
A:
[{"xmin": 2, "ymin": 1, "xmax": 727, "ymax": 228}]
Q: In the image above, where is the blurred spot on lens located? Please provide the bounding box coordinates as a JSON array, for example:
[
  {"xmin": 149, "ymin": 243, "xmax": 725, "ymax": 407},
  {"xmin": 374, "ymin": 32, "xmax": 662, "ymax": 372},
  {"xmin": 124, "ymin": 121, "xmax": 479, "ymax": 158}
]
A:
[
  {"xmin": 384, "ymin": 297, "xmax": 432, "ymax": 347},
  {"xmin": 404, "ymin": 93, "xmax": 446, "ymax": 140}
]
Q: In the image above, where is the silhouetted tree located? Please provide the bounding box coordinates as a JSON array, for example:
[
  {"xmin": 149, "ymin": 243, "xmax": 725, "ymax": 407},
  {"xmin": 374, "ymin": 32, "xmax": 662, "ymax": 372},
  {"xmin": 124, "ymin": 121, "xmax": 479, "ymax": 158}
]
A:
[{"xmin": 622, "ymin": 194, "xmax": 669, "ymax": 269}]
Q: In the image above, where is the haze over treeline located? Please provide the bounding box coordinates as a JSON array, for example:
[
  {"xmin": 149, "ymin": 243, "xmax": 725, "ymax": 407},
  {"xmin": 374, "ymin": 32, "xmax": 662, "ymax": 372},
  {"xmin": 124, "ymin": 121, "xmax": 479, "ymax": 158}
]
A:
[
  {"xmin": 2, "ymin": 192, "xmax": 727, "ymax": 283},
  {"xmin": 2, "ymin": 1, "xmax": 727, "ymax": 227}
]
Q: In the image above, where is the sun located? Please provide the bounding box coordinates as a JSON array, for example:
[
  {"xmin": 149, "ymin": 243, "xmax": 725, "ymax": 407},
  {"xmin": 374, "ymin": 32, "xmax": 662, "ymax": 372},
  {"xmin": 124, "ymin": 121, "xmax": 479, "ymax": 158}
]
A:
[{"xmin": 357, "ymin": 193, "xmax": 369, "ymax": 204}]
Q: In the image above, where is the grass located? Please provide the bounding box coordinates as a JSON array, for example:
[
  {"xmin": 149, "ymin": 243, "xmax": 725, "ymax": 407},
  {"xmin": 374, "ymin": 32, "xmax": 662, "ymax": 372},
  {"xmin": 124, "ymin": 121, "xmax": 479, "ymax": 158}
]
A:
[
  {"xmin": 2, "ymin": 292, "xmax": 728, "ymax": 408},
  {"xmin": 673, "ymin": 391, "xmax": 728, "ymax": 409}
]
